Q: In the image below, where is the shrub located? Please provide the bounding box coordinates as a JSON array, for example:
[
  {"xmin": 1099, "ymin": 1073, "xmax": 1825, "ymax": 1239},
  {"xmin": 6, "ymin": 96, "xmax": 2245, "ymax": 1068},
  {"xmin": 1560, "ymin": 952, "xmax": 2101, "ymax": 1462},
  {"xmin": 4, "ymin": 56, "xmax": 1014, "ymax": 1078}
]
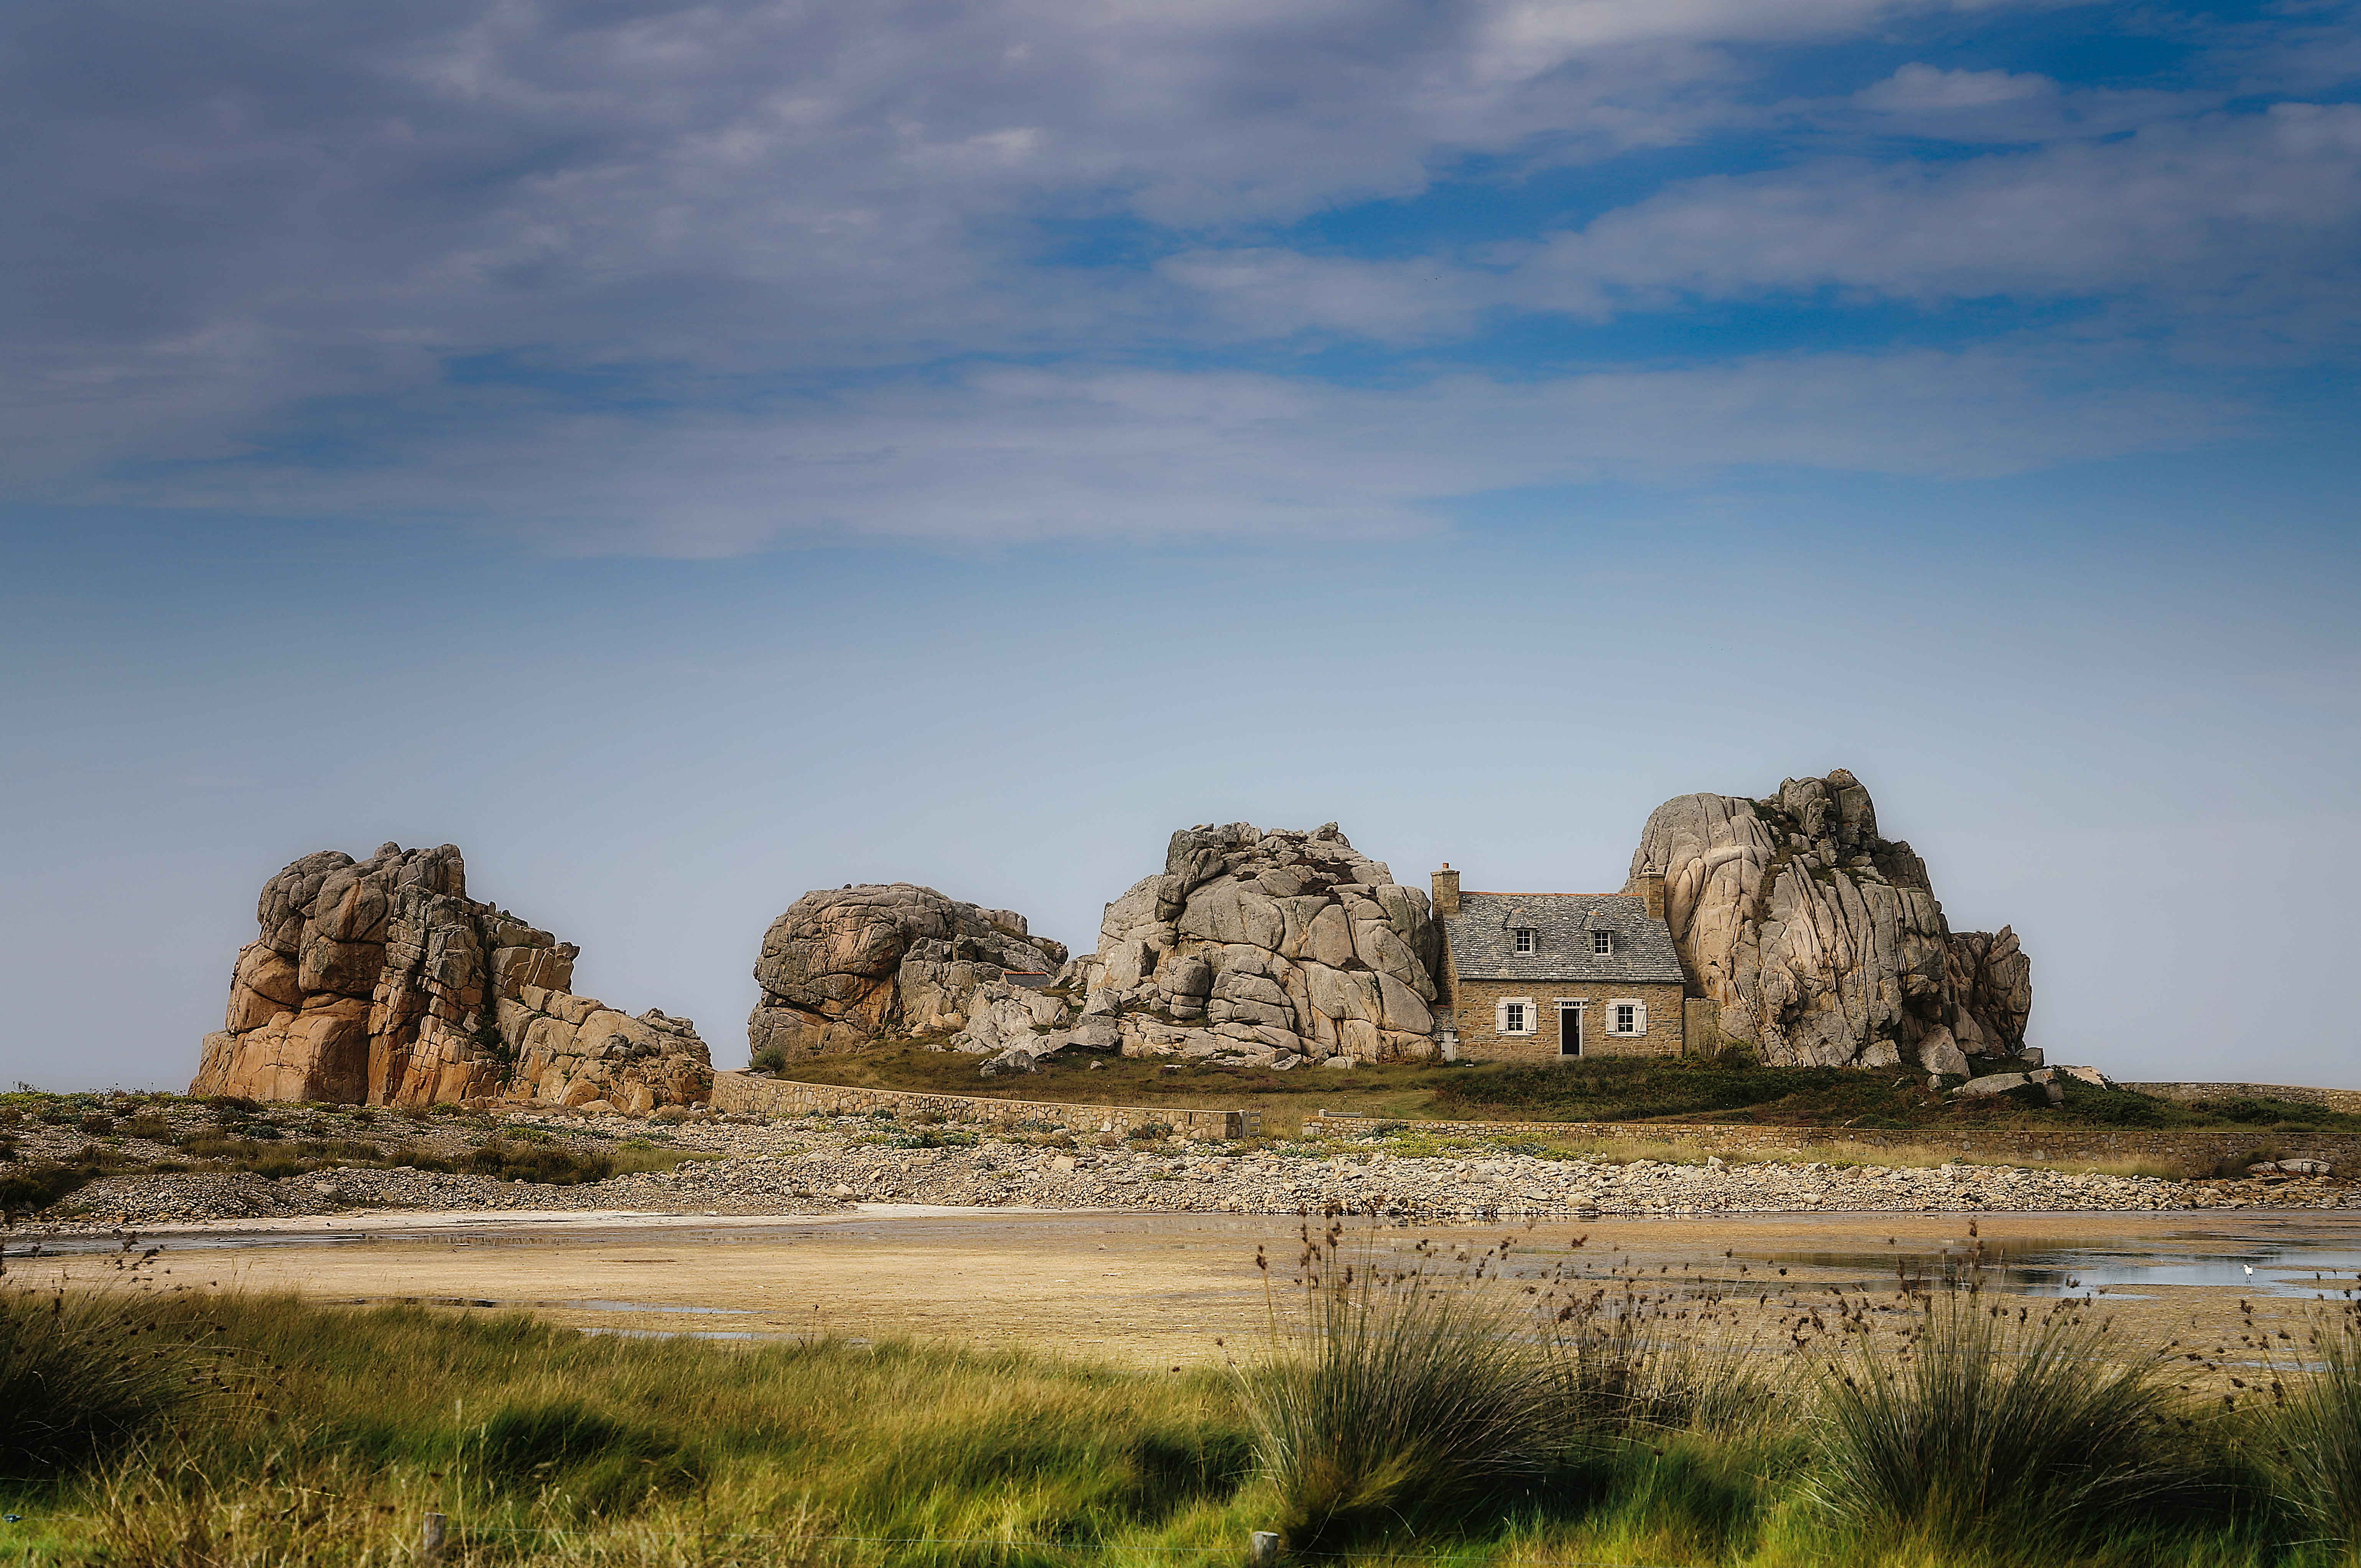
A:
[
  {"xmin": 1811, "ymin": 1292, "xmax": 2193, "ymax": 1552},
  {"xmin": 0, "ymin": 1162, "xmax": 101, "ymax": 1218},
  {"xmin": 2269, "ymin": 1319, "xmax": 2361, "ymax": 1542},
  {"xmin": 749, "ymin": 1045, "xmax": 787, "ymax": 1075},
  {"xmin": 458, "ymin": 1142, "xmax": 614, "ymax": 1185},
  {"xmin": 1238, "ymin": 1230, "xmax": 1552, "ymax": 1550}
]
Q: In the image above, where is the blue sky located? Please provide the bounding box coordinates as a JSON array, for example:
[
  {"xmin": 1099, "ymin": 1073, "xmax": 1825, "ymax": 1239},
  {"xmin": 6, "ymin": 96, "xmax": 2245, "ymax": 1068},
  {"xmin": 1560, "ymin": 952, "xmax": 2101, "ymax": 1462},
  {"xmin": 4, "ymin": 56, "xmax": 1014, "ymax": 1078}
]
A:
[{"xmin": 2, "ymin": 0, "xmax": 2355, "ymax": 1090}]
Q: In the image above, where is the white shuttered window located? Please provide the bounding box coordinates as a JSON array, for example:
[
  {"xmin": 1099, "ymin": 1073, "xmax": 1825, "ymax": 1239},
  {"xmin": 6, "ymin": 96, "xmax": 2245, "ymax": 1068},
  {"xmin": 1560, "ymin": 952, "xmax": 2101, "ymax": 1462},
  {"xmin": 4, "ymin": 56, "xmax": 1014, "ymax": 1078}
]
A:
[
  {"xmin": 1497, "ymin": 998, "xmax": 1536, "ymax": 1035},
  {"xmin": 1609, "ymin": 1000, "xmax": 1648, "ymax": 1035}
]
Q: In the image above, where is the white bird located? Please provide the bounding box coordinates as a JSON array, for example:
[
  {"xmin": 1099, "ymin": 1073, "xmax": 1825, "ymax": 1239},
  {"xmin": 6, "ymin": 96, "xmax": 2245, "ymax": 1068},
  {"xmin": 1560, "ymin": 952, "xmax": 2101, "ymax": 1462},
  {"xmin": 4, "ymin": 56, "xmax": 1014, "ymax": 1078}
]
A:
[{"xmin": 2243, "ymin": 1264, "xmax": 2256, "ymax": 1276}]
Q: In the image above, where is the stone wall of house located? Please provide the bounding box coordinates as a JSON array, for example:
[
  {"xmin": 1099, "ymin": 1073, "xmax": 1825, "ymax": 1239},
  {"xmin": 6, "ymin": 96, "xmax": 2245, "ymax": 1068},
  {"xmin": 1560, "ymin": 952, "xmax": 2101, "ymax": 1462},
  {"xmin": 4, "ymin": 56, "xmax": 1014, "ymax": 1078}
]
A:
[
  {"xmin": 708, "ymin": 1070, "xmax": 1256, "ymax": 1139},
  {"xmin": 1303, "ymin": 1112, "xmax": 2361, "ymax": 1174},
  {"xmin": 1444, "ymin": 978, "xmax": 1686, "ymax": 1061}
]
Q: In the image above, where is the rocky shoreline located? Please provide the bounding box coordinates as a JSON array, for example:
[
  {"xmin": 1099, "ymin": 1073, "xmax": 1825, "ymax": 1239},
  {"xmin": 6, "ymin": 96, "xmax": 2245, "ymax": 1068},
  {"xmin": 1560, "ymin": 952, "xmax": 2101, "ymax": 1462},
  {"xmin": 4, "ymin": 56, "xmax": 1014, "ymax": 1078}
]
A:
[{"xmin": 20, "ymin": 1110, "xmax": 2355, "ymax": 1232}]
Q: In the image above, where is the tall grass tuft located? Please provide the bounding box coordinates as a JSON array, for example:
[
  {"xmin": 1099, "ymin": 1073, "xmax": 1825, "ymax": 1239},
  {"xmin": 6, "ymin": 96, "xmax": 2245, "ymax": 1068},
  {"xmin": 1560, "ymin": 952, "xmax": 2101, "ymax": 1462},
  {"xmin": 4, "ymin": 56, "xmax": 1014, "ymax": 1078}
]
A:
[
  {"xmin": 1540, "ymin": 1283, "xmax": 1785, "ymax": 1442},
  {"xmin": 0, "ymin": 1288, "xmax": 215, "ymax": 1477},
  {"xmin": 1811, "ymin": 1291, "xmax": 2193, "ymax": 1556},
  {"xmin": 2269, "ymin": 1319, "xmax": 2361, "ymax": 1545},
  {"xmin": 1238, "ymin": 1227, "xmax": 1551, "ymax": 1551}
]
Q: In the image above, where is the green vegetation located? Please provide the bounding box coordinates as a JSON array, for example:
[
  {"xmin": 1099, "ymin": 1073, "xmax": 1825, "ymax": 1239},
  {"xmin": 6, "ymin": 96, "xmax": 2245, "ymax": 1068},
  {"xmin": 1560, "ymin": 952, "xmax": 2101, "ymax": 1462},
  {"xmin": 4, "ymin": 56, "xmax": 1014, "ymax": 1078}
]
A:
[
  {"xmin": 2272, "ymin": 1318, "xmax": 2361, "ymax": 1544},
  {"xmin": 1812, "ymin": 1293, "xmax": 2204, "ymax": 1556},
  {"xmin": 0, "ymin": 1094, "xmax": 724, "ymax": 1219},
  {"xmin": 1240, "ymin": 1232, "xmax": 1551, "ymax": 1550},
  {"xmin": 1429, "ymin": 1056, "xmax": 2361, "ymax": 1133},
  {"xmin": 7, "ymin": 1267, "xmax": 2359, "ymax": 1567},
  {"xmin": 0, "ymin": 1287, "xmax": 236, "ymax": 1478},
  {"xmin": 770, "ymin": 1046, "xmax": 2361, "ymax": 1137}
]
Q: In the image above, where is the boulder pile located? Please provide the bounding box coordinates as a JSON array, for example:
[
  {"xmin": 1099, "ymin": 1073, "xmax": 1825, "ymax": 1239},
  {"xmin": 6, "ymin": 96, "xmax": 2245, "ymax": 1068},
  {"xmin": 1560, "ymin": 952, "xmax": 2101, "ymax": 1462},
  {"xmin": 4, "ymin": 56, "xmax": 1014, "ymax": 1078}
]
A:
[
  {"xmin": 190, "ymin": 843, "xmax": 711, "ymax": 1111},
  {"xmin": 746, "ymin": 884, "xmax": 1069, "ymax": 1061},
  {"xmin": 1630, "ymin": 770, "xmax": 2033, "ymax": 1071},
  {"xmin": 1068, "ymin": 822, "xmax": 1444, "ymax": 1070}
]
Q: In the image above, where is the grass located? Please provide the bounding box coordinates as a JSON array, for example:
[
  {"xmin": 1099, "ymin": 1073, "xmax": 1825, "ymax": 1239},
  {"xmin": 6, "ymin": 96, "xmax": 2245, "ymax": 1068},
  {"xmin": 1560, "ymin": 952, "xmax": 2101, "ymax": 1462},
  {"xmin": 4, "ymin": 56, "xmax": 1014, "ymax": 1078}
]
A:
[
  {"xmin": 762, "ymin": 1047, "xmax": 2361, "ymax": 1140},
  {"xmin": 1433, "ymin": 1058, "xmax": 2361, "ymax": 1135},
  {"xmin": 2, "ymin": 1286, "xmax": 1251, "ymax": 1567},
  {"xmin": 1238, "ymin": 1225, "xmax": 1552, "ymax": 1550},
  {"xmin": 1811, "ymin": 1292, "xmax": 2208, "ymax": 1558},
  {"xmin": 0, "ymin": 1095, "xmax": 725, "ymax": 1218},
  {"xmin": 6, "ymin": 1272, "xmax": 2361, "ymax": 1567},
  {"xmin": 2270, "ymin": 1317, "xmax": 2361, "ymax": 1546},
  {"xmin": 1347, "ymin": 1125, "xmax": 2195, "ymax": 1179},
  {"xmin": 0, "ymin": 1286, "xmax": 232, "ymax": 1479}
]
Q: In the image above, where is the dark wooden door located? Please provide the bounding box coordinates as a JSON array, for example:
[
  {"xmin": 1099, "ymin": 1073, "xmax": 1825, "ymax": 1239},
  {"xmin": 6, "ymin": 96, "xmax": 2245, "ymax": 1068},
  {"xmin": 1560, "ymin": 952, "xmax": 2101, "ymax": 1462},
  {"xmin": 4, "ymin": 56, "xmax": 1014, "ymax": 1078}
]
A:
[{"xmin": 1559, "ymin": 1004, "xmax": 1582, "ymax": 1057}]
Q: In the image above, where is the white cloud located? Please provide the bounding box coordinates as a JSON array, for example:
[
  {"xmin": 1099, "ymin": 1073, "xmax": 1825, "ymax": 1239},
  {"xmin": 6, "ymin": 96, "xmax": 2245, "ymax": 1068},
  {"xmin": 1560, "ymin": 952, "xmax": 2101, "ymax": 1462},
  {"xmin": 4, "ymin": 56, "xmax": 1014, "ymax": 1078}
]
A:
[
  {"xmin": 1493, "ymin": 104, "xmax": 2361, "ymax": 352},
  {"xmin": 1856, "ymin": 62, "xmax": 2055, "ymax": 111},
  {"xmin": 0, "ymin": 0, "xmax": 2344, "ymax": 549},
  {"xmin": 113, "ymin": 346, "xmax": 2232, "ymax": 553}
]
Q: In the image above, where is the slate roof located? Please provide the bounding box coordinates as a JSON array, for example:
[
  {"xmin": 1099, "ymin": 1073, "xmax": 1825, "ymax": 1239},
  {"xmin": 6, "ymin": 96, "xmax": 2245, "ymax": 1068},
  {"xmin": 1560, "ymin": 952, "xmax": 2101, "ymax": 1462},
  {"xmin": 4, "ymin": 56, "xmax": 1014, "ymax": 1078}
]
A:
[{"xmin": 1443, "ymin": 893, "xmax": 1687, "ymax": 984}]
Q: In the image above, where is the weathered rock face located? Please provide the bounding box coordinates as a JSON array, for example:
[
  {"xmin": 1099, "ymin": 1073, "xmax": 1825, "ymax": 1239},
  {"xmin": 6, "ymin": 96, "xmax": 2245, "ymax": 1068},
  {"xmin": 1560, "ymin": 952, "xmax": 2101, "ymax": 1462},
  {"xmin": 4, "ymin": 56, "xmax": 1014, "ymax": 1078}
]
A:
[
  {"xmin": 1077, "ymin": 822, "xmax": 1444, "ymax": 1067},
  {"xmin": 746, "ymin": 884, "xmax": 1069, "ymax": 1059},
  {"xmin": 192, "ymin": 843, "xmax": 712, "ymax": 1111},
  {"xmin": 1629, "ymin": 771, "xmax": 2033, "ymax": 1069}
]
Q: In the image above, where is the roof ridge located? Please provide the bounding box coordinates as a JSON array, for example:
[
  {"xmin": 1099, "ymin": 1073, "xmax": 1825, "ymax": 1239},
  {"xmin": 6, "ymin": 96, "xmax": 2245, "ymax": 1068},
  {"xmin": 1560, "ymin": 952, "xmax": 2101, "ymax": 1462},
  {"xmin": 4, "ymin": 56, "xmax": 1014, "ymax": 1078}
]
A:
[{"xmin": 1462, "ymin": 890, "xmax": 1633, "ymax": 898}]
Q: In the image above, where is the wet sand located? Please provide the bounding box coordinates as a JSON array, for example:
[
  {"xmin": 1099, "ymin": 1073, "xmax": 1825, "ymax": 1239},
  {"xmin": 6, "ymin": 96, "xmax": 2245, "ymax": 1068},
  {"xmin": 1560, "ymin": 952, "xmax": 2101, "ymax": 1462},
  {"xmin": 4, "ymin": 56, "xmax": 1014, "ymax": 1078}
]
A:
[{"xmin": 12, "ymin": 1206, "xmax": 2360, "ymax": 1372}]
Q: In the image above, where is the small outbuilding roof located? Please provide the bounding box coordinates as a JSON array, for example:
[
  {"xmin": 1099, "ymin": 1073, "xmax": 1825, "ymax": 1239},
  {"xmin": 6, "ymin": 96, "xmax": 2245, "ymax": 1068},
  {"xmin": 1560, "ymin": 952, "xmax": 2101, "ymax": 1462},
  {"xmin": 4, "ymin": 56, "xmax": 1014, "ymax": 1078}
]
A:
[{"xmin": 1443, "ymin": 892, "xmax": 1687, "ymax": 984}]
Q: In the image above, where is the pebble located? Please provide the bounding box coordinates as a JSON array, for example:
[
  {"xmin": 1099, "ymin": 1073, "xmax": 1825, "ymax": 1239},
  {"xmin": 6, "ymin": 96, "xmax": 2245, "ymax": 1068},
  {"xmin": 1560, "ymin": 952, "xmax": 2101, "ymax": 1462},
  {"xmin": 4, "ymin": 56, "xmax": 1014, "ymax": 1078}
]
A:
[{"xmin": 23, "ymin": 1109, "xmax": 2354, "ymax": 1232}]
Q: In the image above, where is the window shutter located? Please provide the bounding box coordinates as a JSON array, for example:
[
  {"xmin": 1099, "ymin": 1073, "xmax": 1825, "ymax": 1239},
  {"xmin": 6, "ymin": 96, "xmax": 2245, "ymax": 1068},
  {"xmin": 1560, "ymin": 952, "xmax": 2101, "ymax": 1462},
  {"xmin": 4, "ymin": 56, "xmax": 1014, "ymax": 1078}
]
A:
[
  {"xmin": 1496, "ymin": 998, "xmax": 1510, "ymax": 1034},
  {"xmin": 1633, "ymin": 1002, "xmax": 1648, "ymax": 1034}
]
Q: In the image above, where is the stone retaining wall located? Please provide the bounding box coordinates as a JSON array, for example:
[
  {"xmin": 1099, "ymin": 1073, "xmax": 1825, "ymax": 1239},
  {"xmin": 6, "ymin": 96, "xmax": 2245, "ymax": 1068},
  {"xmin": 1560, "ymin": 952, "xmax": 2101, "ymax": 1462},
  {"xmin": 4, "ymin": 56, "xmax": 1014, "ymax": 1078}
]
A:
[
  {"xmin": 1304, "ymin": 1112, "xmax": 2361, "ymax": 1171},
  {"xmin": 2122, "ymin": 1083, "xmax": 2361, "ymax": 1115},
  {"xmin": 710, "ymin": 1071, "xmax": 1255, "ymax": 1139}
]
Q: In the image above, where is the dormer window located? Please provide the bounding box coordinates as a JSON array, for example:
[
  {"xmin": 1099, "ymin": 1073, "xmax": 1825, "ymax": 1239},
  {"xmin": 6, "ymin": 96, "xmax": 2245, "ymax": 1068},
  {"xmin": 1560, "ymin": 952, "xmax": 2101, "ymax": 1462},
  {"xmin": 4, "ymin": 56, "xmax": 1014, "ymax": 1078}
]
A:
[
  {"xmin": 1513, "ymin": 927, "xmax": 1534, "ymax": 954},
  {"xmin": 1592, "ymin": 931, "xmax": 1612, "ymax": 955}
]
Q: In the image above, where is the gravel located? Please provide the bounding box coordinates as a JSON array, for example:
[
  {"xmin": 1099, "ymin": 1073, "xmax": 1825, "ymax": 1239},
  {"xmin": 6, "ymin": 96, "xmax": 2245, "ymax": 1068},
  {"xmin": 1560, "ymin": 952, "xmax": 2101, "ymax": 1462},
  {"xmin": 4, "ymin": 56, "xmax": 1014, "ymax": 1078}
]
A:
[{"xmin": 19, "ymin": 1107, "xmax": 2354, "ymax": 1232}]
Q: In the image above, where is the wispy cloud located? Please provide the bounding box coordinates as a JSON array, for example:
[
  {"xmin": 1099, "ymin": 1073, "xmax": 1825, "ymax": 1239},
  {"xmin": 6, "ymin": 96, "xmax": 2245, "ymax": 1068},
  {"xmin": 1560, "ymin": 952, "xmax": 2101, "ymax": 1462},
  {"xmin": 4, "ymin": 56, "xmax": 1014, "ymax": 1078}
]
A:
[{"xmin": 0, "ymin": 0, "xmax": 2352, "ymax": 550}]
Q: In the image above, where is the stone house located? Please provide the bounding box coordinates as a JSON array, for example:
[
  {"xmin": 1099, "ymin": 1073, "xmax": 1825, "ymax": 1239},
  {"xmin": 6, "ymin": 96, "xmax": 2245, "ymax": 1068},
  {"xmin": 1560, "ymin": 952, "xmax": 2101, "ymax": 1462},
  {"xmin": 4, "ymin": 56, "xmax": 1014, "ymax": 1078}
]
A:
[{"xmin": 1429, "ymin": 866, "xmax": 1688, "ymax": 1061}]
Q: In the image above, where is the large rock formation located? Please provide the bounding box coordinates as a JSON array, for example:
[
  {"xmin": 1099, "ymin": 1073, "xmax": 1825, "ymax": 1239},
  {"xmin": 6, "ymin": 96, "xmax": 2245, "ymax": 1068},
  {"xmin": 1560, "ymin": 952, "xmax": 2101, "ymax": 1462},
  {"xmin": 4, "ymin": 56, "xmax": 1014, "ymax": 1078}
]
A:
[
  {"xmin": 1073, "ymin": 822, "xmax": 1445, "ymax": 1066},
  {"xmin": 1628, "ymin": 771, "xmax": 2032, "ymax": 1071},
  {"xmin": 746, "ymin": 884, "xmax": 1069, "ymax": 1060},
  {"xmin": 192, "ymin": 843, "xmax": 711, "ymax": 1111}
]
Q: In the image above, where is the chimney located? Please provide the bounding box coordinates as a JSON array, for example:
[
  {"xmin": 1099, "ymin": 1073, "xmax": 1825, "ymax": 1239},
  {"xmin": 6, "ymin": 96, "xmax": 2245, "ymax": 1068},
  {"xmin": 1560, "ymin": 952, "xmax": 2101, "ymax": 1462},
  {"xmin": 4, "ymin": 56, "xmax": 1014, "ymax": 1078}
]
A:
[
  {"xmin": 1635, "ymin": 871, "xmax": 1666, "ymax": 921},
  {"xmin": 1431, "ymin": 864, "xmax": 1460, "ymax": 916}
]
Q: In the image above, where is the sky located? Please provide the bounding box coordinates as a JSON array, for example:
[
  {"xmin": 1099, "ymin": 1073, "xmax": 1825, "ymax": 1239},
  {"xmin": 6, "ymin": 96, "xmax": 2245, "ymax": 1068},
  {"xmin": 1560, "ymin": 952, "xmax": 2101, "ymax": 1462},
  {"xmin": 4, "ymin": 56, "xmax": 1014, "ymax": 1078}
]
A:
[{"xmin": 2, "ymin": 0, "xmax": 2356, "ymax": 1092}]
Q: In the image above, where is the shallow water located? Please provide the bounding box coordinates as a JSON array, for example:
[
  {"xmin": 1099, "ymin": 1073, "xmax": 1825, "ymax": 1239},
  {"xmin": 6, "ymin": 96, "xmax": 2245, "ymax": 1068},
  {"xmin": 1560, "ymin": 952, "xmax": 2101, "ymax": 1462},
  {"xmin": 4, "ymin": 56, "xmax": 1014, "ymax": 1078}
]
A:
[
  {"xmin": 1730, "ymin": 1237, "xmax": 2361, "ymax": 1300},
  {"xmin": 19, "ymin": 1208, "xmax": 2361, "ymax": 1303}
]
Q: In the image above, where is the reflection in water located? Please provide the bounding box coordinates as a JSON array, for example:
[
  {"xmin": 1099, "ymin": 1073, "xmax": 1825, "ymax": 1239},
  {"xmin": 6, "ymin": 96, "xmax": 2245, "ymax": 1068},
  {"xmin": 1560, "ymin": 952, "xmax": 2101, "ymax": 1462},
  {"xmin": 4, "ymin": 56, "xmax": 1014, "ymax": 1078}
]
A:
[{"xmin": 1722, "ymin": 1239, "xmax": 2361, "ymax": 1300}]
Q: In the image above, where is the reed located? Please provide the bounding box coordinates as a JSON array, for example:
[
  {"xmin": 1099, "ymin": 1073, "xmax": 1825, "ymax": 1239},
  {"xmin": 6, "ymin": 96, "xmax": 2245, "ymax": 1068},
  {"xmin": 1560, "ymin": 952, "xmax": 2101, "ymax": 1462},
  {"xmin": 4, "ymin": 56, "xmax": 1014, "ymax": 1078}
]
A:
[
  {"xmin": 12, "ymin": 1276, "xmax": 2356, "ymax": 1566},
  {"xmin": 2267, "ymin": 1318, "xmax": 2361, "ymax": 1547},
  {"xmin": 0, "ymin": 1286, "xmax": 225, "ymax": 1478},
  {"xmin": 1236, "ymin": 1225, "xmax": 1553, "ymax": 1551},
  {"xmin": 1810, "ymin": 1291, "xmax": 2201, "ymax": 1557}
]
